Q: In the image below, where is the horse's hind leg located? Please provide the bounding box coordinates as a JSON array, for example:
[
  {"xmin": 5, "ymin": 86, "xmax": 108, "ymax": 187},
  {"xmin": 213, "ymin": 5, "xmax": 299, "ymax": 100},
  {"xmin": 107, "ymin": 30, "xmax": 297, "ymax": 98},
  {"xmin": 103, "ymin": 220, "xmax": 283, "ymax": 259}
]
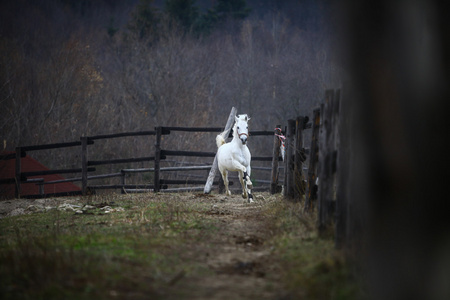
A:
[
  {"xmin": 247, "ymin": 187, "xmax": 254, "ymax": 203},
  {"xmin": 222, "ymin": 170, "xmax": 231, "ymax": 196}
]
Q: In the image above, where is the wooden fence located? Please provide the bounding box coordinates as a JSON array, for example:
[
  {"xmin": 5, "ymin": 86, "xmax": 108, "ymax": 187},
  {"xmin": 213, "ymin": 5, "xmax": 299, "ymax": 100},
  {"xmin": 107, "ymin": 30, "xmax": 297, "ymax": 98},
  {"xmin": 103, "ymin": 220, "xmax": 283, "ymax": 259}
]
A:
[
  {"xmin": 2, "ymin": 126, "xmax": 285, "ymax": 199},
  {"xmin": 301, "ymin": 88, "xmax": 351, "ymax": 249},
  {"xmin": 261, "ymin": 88, "xmax": 350, "ymax": 248}
]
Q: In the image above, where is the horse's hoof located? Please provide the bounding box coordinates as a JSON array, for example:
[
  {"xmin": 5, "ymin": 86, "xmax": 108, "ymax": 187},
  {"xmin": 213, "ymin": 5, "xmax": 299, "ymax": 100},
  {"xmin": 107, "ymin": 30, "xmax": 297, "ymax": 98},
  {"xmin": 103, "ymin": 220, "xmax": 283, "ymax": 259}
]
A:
[
  {"xmin": 246, "ymin": 179, "xmax": 253, "ymax": 189},
  {"xmin": 241, "ymin": 193, "xmax": 247, "ymax": 199}
]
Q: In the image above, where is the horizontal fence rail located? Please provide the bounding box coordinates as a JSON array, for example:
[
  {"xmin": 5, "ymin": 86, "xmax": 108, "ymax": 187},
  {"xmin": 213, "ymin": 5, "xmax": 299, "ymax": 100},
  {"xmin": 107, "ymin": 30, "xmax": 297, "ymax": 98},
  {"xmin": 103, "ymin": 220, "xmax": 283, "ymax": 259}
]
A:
[
  {"xmin": 87, "ymin": 130, "xmax": 156, "ymax": 141},
  {"xmin": 87, "ymin": 156, "xmax": 155, "ymax": 166}
]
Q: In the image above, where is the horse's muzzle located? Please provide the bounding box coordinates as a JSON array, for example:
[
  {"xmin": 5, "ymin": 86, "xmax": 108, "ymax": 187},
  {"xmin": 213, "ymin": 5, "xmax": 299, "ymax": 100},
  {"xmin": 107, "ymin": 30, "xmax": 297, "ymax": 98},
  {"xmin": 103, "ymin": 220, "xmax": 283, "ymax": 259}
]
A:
[{"xmin": 239, "ymin": 133, "xmax": 248, "ymax": 144}]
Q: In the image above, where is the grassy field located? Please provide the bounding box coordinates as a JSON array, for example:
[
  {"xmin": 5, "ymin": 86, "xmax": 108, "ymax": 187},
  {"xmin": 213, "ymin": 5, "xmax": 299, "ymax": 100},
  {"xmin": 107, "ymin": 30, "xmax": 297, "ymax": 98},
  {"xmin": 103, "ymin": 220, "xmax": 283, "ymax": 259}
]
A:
[{"xmin": 0, "ymin": 192, "xmax": 360, "ymax": 299}]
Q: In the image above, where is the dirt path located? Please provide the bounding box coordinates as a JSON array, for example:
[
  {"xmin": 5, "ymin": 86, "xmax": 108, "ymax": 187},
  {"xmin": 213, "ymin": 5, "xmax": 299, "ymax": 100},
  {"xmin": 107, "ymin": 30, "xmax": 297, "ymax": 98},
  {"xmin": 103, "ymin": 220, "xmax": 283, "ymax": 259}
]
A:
[{"xmin": 167, "ymin": 194, "xmax": 283, "ymax": 300}]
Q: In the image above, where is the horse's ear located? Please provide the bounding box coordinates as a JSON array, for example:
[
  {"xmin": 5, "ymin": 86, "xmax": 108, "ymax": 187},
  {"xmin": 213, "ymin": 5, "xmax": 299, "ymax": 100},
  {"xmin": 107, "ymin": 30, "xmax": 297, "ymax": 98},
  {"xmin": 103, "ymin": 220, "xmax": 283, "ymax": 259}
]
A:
[
  {"xmin": 247, "ymin": 116, "xmax": 251, "ymax": 122},
  {"xmin": 235, "ymin": 116, "xmax": 239, "ymax": 123}
]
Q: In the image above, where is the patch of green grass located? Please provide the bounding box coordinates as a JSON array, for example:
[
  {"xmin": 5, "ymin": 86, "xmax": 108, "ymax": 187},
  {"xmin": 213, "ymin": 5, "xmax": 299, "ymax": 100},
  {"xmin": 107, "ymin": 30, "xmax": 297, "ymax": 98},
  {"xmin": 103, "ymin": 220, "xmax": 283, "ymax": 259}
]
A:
[
  {"xmin": 0, "ymin": 193, "xmax": 217, "ymax": 300},
  {"xmin": 263, "ymin": 198, "xmax": 361, "ymax": 300}
]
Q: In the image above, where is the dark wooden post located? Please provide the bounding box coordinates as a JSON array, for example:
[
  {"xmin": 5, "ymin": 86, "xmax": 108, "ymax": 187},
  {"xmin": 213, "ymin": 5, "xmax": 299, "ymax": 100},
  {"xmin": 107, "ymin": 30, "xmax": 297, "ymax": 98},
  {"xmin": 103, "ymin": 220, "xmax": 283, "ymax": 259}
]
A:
[
  {"xmin": 270, "ymin": 125, "xmax": 282, "ymax": 194},
  {"xmin": 81, "ymin": 137, "xmax": 88, "ymax": 196},
  {"xmin": 284, "ymin": 119, "xmax": 295, "ymax": 198},
  {"xmin": 154, "ymin": 126, "xmax": 162, "ymax": 192},
  {"xmin": 304, "ymin": 108, "xmax": 321, "ymax": 212},
  {"xmin": 121, "ymin": 170, "xmax": 126, "ymax": 194},
  {"xmin": 318, "ymin": 89, "xmax": 339, "ymax": 234},
  {"xmin": 294, "ymin": 116, "xmax": 305, "ymax": 200},
  {"xmin": 333, "ymin": 89, "xmax": 349, "ymax": 249},
  {"xmin": 15, "ymin": 147, "xmax": 21, "ymax": 198}
]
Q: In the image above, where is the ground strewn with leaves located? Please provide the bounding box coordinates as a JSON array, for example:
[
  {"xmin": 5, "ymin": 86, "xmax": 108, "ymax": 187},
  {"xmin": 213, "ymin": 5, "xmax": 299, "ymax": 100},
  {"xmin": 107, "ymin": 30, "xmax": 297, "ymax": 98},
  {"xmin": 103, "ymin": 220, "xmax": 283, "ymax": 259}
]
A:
[{"xmin": 0, "ymin": 193, "xmax": 360, "ymax": 299}]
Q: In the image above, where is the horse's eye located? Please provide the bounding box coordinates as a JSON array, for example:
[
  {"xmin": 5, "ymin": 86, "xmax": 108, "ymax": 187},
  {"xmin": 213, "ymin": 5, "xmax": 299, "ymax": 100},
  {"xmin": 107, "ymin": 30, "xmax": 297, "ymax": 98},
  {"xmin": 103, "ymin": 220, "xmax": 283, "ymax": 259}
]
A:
[{"xmin": 237, "ymin": 126, "xmax": 240, "ymax": 129}]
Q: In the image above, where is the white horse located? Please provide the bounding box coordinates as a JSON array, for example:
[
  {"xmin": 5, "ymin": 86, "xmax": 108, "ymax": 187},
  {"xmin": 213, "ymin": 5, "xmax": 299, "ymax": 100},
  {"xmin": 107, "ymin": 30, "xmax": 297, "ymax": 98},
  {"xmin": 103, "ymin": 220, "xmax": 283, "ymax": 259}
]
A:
[{"xmin": 216, "ymin": 114, "xmax": 253, "ymax": 203}]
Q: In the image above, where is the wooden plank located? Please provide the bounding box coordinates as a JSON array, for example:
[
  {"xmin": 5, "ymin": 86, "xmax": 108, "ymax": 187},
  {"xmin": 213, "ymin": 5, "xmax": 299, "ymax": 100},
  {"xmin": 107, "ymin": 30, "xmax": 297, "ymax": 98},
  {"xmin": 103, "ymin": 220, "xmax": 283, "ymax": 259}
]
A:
[
  {"xmin": 88, "ymin": 156, "xmax": 155, "ymax": 166},
  {"xmin": 318, "ymin": 89, "xmax": 338, "ymax": 234},
  {"xmin": 121, "ymin": 168, "xmax": 154, "ymax": 173},
  {"xmin": 161, "ymin": 127, "xmax": 223, "ymax": 133},
  {"xmin": 158, "ymin": 127, "xmax": 272, "ymax": 136},
  {"xmin": 304, "ymin": 108, "xmax": 321, "ymax": 212},
  {"xmin": 248, "ymin": 130, "xmax": 275, "ymax": 136},
  {"xmin": 42, "ymin": 172, "xmax": 124, "ymax": 184},
  {"xmin": 87, "ymin": 130, "xmax": 156, "ymax": 140},
  {"xmin": 294, "ymin": 116, "xmax": 306, "ymax": 200},
  {"xmin": 204, "ymin": 107, "xmax": 237, "ymax": 194},
  {"xmin": 252, "ymin": 156, "xmax": 281, "ymax": 161},
  {"xmin": 284, "ymin": 119, "xmax": 295, "ymax": 198},
  {"xmin": 81, "ymin": 137, "xmax": 88, "ymax": 196},
  {"xmin": 154, "ymin": 127, "xmax": 162, "ymax": 192},
  {"xmin": 122, "ymin": 165, "xmax": 212, "ymax": 173},
  {"xmin": 161, "ymin": 179, "xmax": 226, "ymax": 185},
  {"xmin": 334, "ymin": 89, "xmax": 348, "ymax": 248},
  {"xmin": 271, "ymin": 126, "xmax": 282, "ymax": 194},
  {"xmin": 22, "ymin": 167, "xmax": 95, "ymax": 177},
  {"xmin": 161, "ymin": 150, "xmax": 216, "ymax": 158},
  {"xmin": 21, "ymin": 140, "xmax": 93, "ymax": 151},
  {"xmin": 15, "ymin": 147, "xmax": 21, "ymax": 198}
]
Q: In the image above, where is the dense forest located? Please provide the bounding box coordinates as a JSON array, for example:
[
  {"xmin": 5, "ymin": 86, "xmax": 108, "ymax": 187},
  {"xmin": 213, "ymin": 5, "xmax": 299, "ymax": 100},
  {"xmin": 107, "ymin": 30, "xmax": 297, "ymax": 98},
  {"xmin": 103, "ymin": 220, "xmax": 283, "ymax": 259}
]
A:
[{"xmin": 0, "ymin": 0, "xmax": 341, "ymax": 169}]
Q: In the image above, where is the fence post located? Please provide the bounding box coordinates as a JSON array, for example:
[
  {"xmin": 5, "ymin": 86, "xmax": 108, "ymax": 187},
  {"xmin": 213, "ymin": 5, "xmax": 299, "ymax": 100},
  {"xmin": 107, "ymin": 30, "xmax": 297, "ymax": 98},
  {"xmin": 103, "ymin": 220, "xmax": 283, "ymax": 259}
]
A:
[
  {"xmin": 294, "ymin": 116, "xmax": 306, "ymax": 200},
  {"xmin": 333, "ymin": 89, "xmax": 348, "ymax": 248},
  {"xmin": 121, "ymin": 170, "xmax": 126, "ymax": 194},
  {"xmin": 81, "ymin": 137, "xmax": 88, "ymax": 196},
  {"xmin": 154, "ymin": 126, "xmax": 162, "ymax": 192},
  {"xmin": 304, "ymin": 108, "xmax": 321, "ymax": 212},
  {"xmin": 270, "ymin": 125, "xmax": 282, "ymax": 194},
  {"xmin": 284, "ymin": 119, "xmax": 295, "ymax": 198},
  {"xmin": 15, "ymin": 147, "xmax": 21, "ymax": 198},
  {"xmin": 318, "ymin": 90, "xmax": 338, "ymax": 234}
]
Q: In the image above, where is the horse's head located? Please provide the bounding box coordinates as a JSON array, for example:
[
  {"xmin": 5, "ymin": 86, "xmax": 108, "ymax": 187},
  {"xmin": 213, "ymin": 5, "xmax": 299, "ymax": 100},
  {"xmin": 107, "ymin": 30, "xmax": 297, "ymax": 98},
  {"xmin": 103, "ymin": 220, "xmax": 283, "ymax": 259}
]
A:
[{"xmin": 235, "ymin": 114, "xmax": 251, "ymax": 145}]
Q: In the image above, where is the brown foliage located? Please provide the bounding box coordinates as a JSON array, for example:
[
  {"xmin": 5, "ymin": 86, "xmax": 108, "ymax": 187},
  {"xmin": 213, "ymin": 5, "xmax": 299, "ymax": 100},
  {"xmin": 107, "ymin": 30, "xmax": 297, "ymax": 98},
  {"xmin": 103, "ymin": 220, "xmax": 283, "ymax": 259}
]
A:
[{"xmin": 0, "ymin": 0, "xmax": 340, "ymax": 171}]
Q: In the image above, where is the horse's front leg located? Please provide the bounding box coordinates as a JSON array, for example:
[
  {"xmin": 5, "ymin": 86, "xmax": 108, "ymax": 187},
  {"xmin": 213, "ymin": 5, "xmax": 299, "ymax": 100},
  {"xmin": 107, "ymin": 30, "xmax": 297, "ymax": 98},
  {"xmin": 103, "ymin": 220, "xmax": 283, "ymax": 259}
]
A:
[
  {"xmin": 238, "ymin": 171, "xmax": 248, "ymax": 199},
  {"xmin": 238, "ymin": 171, "xmax": 254, "ymax": 203},
  {"xmin": 243, "ymin": 165, "xmax": 253, "ymax": 203},
  {"xmin": 231, "ymin": 159, "xmax": 253, "ymax": 202},
  {"xmin": 244, "ymin": 165, "xmax": 252, "ymax": 189}
]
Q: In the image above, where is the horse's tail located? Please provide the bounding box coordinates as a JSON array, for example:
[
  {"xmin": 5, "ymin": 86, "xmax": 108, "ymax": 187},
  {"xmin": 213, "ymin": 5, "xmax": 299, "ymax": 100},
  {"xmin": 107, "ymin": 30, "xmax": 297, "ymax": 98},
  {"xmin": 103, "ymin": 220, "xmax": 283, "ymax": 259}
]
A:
[{"xmin": 216, "ymin": 134, "xmax": 226, "ymax": 148}]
